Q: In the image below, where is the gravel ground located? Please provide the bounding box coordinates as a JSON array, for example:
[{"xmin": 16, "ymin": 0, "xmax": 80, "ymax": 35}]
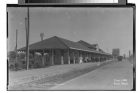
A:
[
  {"xmin": 51, "ymin": 60, "xmax": 133, "ymax": 90},
  {"xmin": 8, "ymin": 61, "xmax": 112, "ymax": 90}
]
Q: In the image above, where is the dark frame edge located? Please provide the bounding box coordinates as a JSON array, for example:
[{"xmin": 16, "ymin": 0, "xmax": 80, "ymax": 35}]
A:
[
  {"xmin": 132, "ymin": 5, "xmax": 136, "ymax": 91},
  {"xmin": 7, "ymin": 3, "xmax": 135, "ymax": 7},
  {"xmin": 6, "ymin": 3, "xmax": 136, "ymax": 91}
]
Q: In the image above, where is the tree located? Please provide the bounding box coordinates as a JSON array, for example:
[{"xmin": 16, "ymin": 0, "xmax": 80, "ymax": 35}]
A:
[
  {"xmin": 18, "ymin": 53, "xmax": 25, "ymax": 59},
  {"xmin": 8, "ymin": 51, "xmax": 16, "ymax": 60}
]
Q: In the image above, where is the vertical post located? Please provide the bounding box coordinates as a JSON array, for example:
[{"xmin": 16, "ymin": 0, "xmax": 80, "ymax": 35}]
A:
[
  {"xmin": 52, "ymin": 49, "xmax": 54, "ymax": 65},
  {"xmin": 97, "ymin": 56, "xmax": 100, "ymax": 66},
  {"xmin": 80, "ymin": 51, "xmax": 83, "ymax": 63},
  {"xmin": 99, "ymin": 56, "xmax": 101, "ymax": 63},
  {"xmin": 93, "ymin": 56, "xmax": 94, "ymax": 62},
  {"xmin": 61, "ymin": 50, "xmax": 64, "ymax": 65},
  {"xmin": 105, "ymin": 57, "xmax": 107, "ymax": 62},
  {"xmin": 86, "ymin": 53, "xmax": 88, "ymax": 62},
  {"xmin": 40, "ymin": 33, "xmax": 45, "ymax": 66},
  {"xmin": 95, "ymin": 56, "xmax": 97, "ymax": 62},
  {"xmin": 93, "ymin": 55, "xmax": 95, "ymax": 62},
  {"xmin": 78, "ymin": 51, "xmax": 80, "ymax": 64},
  {"xmin": 73, "ymin": 52, "xmax": 75, "ymax": 64},
  {"xmin": 61, "ymin": 56, "xmax": 64, "ymax": 65},
  {"xmin": 68, "ymin": 49, "xmax": 70, "ymax": 64},
  {"xmin": 129, "ymin": 50, "xmax": 131, "ymax": 58},
  {"xmin": 25, "ymin": 7, "xmax": 30, "ymax": 70},
  {"xmin": 42, "ymin": 50, "xmax": 45, "ymax": 67},
  {"xmin": 33, "ymin": 51, "xmax": 35, "ymax": 64},
  {"xmin": 15, "ymin": 29, "xmax": 18, "ymax": 64},
  {"xmin": 88, "ymin": 53, "xmax": 90, "ymax": 62}
]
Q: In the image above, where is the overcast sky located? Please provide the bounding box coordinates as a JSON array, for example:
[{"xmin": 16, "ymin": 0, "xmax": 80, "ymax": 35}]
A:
[{"xmin": 7, "ymin": 7, "xmax": 133, "ymax": 56}]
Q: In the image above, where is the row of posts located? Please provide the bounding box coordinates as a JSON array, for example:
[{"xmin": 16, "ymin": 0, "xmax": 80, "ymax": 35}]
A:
[
  {"xmin": 25, "ymin": 49, "xmax": 112, "ymax": 69},
  {"xmin": 40, "ymin": 49, "xmax": 111, "ymax": 65}
]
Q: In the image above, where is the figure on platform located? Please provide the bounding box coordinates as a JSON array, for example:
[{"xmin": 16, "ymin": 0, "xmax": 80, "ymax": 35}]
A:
[{"xmin": 79, "ymin": 56, "xmax": 83, "ymax": 64}]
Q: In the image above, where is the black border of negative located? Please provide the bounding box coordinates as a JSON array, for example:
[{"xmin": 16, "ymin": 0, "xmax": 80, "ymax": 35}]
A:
[{"xmin": 6, "ymin": 2, "xmax": 136, "ymax": 91}]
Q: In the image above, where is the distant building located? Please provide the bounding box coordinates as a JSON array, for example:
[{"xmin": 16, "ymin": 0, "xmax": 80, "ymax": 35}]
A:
[{"xmin": 112, "ymin": 48, "xmax": 120, "ymax": 57}]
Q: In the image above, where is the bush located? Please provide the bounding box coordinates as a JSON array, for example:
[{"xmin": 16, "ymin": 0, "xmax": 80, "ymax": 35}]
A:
[
  {"xmin": 9, "ymin": 64, "xmax": 14, "ymax": 70},
  {"xmin": 34, "ymin": 62, "xmax": 41, "ymax": 68},
  {"xmin": 14, "ymin": 63, "xmax": 19, "ymax": 70}
]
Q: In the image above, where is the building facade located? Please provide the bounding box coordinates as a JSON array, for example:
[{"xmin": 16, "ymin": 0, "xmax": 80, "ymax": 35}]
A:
[{"xmin": 17, "ymin": 36, "xmax": 112, "ymax": 68}]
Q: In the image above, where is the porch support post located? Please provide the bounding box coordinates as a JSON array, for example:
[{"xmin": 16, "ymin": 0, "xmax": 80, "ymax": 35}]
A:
[
  {"xmin": 73, "ymin": 51, "xmax": 75, "ymax": 64},
  {"xmin": 99, "ymin": 57, "xmax": 100, "ymax": 62},
  {"xmin": 98, "ymin": 56, "xmax": 100, "ymax": 65},
  {"xmin": 89, "ymin": 53, "xmax": 91, "ymax": 62},
  {"xmin": 93, "ymin": 55, "xmax": 95, "ymax": 62},
  {"xmin": 86, "ymin": 52, "xmax": 88, "ymax": 62},
  {"xmin": 78, "ymin": 51, "xmax": 80, "ymax": 64},
  {"xmin": 32, "ymin": 51, "xmax": 35, "ymax": 64},
  {"xmin": 42, "ymin": 49, "xmax": 45, "ymax": 67},
  {"xmin": 68, "ymin": 49, "xmax": 70, "ymax": 64},
  {"xmin": 95, "ymin": 55, "xmax": 97, "ymax": 62},
  {"xmin": 105, "ymin": 57, "xmax": 107, "ymax": 61},
  {"xmin": 33, "ymin": 51, "xmax": 35, "ymax": 63},
  {"xmin": 61, "ymin": 56, "xmax": 64, "ymax": 65},
  {"xmin": 79, "ymin": 51, "xmax": 82, "ymax": 64},
  {"xmin": 61, "ymin": 50, "xmax": 64, "ymax": 65},
  {"xmin": 51, "ymin": 49, "xmax": 54, "ymax": 65}
]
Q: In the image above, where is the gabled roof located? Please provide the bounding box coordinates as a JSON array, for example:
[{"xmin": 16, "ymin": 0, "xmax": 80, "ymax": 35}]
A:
[
  {"xmin": 77, "ymin": 40, "xmax": 111, "ymax": 55},
  {"xmin": 57, "ymin": 37, "xmax": 91, "ymax": 51},
  {"xmin": 92, "ymin": 44, "xmax": 99, "ymax": 48},
  {"xmin": 78, "ymin": 40, "xmax": 96, "ymax": 50},
  {"xmin": 99, "ymin": 48, "xmax": 105, "ymax": 53},
  {"xmin": 19, "ymin": 36, "xmax": 68, "ymax": 51},
  {"xmin": 19, "ymin": 36, "xmax": 93, "ymax": 52},
  {"xmin": 18, "ymin": 36, "xmax": 112, "ymax": 56}
]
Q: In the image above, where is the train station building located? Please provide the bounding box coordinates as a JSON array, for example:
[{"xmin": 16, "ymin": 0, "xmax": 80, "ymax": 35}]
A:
[{"xmin": 18, "ymin": 36, "xmax": 112, "ymax": 66}]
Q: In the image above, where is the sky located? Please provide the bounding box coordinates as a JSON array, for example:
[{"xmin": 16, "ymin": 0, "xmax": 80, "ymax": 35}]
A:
[{"xmin": 7, "ymin": 7, "xmax": 133, "ymax": 56}]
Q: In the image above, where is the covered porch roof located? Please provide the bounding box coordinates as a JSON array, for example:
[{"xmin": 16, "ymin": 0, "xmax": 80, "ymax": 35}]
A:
[{"xmin": 18, "ymin": 36, "xmax": 112, "ymax": 56}]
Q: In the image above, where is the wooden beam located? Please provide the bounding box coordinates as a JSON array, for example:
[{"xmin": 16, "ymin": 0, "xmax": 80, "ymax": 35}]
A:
[
  {"xmin": 61, "ymin": 50, "xmax": 64, "ymax": 65},
  {"xmin": 33, "ymin": 51, "xmax": 35, "ymax": 64},
  {"xmin": 15, "ymin": 29, "xmax": 18, "ymax": 65},
  {"xmin": 42, "ymin": 50, "xmax": 45, "ymax": 67},
  {"xmin": 68, "ymin": 49, "xmax": 70, "ymax": 64},
  {"xmin": 52, "ymin": 49, "xmax": 54, "ymax": 65},
  {"xmin": 61, "ymin": 56, "xmax": 64, "ymax": 65},
  {"xmin": 99, "ymin": 57, "xmax": 101, "ymax": 62},
  {"xmin": 25, "ymin": 7, "xmax": 30, "ymax": 70},
  {"xmin": 73, "ymin": 51, "xmax": 75, "ymax": 64},
  {"xmin": 78, "ymin": 51, "xmax": 80, "ymax": 64}
]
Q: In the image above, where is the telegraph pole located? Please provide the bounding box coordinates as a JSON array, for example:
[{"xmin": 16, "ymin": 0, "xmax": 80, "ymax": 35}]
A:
[
  {"xmin": 40, "ymin": 33, "xmax": 45, "ymax": 66},
  {"xmin": 129, "ymin": 50, "xmax": 131, "ymax": 58},
  {"xmin": 15, "ymin": 29, "xmax": 18, "ymax": 64},
  {"xmin": 25, "ymin": 7, "xmax": 30, "ymax": 70}
]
